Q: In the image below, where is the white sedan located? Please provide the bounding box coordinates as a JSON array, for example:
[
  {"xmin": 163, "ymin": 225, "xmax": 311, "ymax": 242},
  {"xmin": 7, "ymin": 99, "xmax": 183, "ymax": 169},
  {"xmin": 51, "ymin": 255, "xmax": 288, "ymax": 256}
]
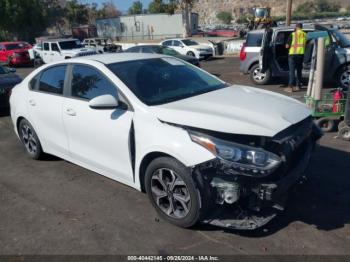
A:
[
  {"xmin": 160, "ymin": 39, "xmax": 213, "ymax": 60},
  {"xmin": 10, "ymin": 53, "xmax": 320, "ymax": 230}
]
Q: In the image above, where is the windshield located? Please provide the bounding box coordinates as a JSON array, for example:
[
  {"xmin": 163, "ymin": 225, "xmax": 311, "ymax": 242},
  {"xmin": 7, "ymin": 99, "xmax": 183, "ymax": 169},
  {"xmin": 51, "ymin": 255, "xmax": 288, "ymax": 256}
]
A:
[
  {"xmin": 59, "ymin": 40, "xmax": 83, "ymax": 50},
  {"xmin": 152, "ymin": 46, "xmax": 180, "ymax": 56},
  {"xmin": 0, "ymin": 66, "xmax": 10, "ymax": 74},
  {"xmin": 182, "ymin": 39, "xmax": 199, "ymax": 46},
  {"xmin": 108, "ymin": 58, "xmax": 226, "ymax": 106},
  {"xmin": 331, "ymin": 30, "xmax": 350, "ymax": 48},
  {"xmin": 5, "ymin": 42, "xmax": 29, "ymax": 50}
]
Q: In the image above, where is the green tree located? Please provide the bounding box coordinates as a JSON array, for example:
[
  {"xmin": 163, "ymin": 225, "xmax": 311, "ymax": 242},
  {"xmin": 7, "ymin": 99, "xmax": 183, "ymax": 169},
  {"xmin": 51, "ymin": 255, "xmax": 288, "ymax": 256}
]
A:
[
  {"xmin": 316, "ymin": 0, "xmax": 340, "ymax": 12},
  {"xmin": 148, "ymin": 0, "xmax": 166, "ymax": 13},
  {"xmin": 296, "ymin": 2, "xmax": 316, "ymax": 13},
  {"xmin": 216, "ymin": 11, "xmax": 233, "ymax": 24},
  {"xmin": 128, "ymin": 1, "xmax": 143, "ymax": 15},
  {"xmin": 0, "ymin": 0, "xmax": 52, "ymax": 41}
]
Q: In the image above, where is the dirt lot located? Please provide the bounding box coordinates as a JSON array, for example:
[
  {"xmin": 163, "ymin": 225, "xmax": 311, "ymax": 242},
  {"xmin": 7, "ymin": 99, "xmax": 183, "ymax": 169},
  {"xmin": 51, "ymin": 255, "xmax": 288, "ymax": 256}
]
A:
[{"xmin": 0, "ymin": 57, "xmax": 350, "ymax": 255}]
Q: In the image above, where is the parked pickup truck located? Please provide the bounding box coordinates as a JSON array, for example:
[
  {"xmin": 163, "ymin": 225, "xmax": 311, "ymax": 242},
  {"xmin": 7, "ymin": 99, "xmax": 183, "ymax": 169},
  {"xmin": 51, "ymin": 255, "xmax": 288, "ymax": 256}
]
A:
[{"xmin": 39, "ymin": 39, "xmax": 96, "ymax": 64}]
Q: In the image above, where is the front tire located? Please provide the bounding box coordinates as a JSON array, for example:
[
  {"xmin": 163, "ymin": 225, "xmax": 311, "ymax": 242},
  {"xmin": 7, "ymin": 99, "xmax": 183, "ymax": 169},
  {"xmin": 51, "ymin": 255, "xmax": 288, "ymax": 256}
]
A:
[
  {"xmin": 145, "ymin": 157, "xmax": 202, "ymax": 228},
  {"xmin": 337, "ymin": 64, "xmax": 350, "ymax": 89},
  {"xmin": 250, "ymin": 63, "xmax": 271, "ymax": 85},
  {"xmin": 19, "ymin": 119, "xmax": 43, "ymax": 159},
  {"xmin": 187, "ymin": 51, "xmax": 195, "ymax": 57}
]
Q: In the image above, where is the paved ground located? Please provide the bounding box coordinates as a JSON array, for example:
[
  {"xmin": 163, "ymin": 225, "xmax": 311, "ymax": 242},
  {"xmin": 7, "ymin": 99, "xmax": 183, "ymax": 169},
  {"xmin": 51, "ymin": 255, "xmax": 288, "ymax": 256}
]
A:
[{"xmin": 1, "ymin": 58, "xmax": 350, "ymax": 255}]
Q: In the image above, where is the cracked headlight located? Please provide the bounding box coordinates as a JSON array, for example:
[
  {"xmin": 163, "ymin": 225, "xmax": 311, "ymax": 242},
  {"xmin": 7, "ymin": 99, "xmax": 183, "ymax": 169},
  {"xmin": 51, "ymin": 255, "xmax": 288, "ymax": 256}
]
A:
[{"xmin": 189, "ymin": 131, "xmax": 281, "ymax": 176}]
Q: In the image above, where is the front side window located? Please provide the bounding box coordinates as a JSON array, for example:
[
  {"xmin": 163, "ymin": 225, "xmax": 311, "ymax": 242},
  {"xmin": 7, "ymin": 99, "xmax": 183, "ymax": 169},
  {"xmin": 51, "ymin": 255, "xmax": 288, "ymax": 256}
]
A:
[
  {"xmin": 43, "ymin": 43, "xmax": 49, "ymax": 51},
  {"xmin": 181, "ymin": 39, "xmax": 199, "ymax": 46},
  {"xmin": 38, "ymin": 65, "xmax": 66, "ymax": 94},
  {"xmin": 51, "ymin": 43, "xmax": 60, "ymax": 52},
  {"xmin": 71, "ymin": 65, "xmax": 118, "ymax": 100},
  {"xmin": 173, "ymin": 41, "xmax": 182, "ymax": 47},
  {"xmin": 108, "ymin": 58, "xmax": 226, "ymax": 106}
]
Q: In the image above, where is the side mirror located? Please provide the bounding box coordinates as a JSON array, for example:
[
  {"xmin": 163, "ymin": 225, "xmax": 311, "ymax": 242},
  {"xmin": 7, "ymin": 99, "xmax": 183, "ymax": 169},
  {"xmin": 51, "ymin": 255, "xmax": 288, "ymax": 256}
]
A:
[
  {"xmin": 9, "ymin": 67, "xmax": 16, "ymax": 73},
  {"xmin": 89, "ymin": 94, "xmax": 119, "ymax": 109}
]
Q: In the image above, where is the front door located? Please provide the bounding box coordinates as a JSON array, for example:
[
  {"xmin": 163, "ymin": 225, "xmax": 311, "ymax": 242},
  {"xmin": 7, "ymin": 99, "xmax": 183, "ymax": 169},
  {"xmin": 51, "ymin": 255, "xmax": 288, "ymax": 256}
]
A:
[
  {"xmin": 62, "ymin": 64, "xmax": 134, "ymax": 184},
  {"xmin": 50, "ymin": 43, "xmax": 62, "ymax": 63}
]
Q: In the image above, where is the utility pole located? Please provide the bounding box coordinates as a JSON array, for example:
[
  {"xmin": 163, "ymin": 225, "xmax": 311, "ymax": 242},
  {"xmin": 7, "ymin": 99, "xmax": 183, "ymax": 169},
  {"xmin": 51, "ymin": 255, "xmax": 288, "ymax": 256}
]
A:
[{"xmin": 286, "ymin": 0, "xmax": 292, "ymax": 26}]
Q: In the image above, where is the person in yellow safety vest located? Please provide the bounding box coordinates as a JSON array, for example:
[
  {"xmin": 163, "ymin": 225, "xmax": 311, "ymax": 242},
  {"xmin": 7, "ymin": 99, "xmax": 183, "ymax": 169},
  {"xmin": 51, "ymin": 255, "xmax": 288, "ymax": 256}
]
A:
[{"xmin": 285, "ymin": 23, "xmax": 307, "ymax": 92}]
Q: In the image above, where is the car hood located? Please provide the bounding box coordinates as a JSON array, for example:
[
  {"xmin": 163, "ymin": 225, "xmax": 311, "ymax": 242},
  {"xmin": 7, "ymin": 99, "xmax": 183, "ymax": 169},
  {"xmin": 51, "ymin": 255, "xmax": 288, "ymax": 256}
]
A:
[
  {"xmin": 149, "ymin": 85, "xmax": 311, "ymax": 137},
  {"xmin": 61, "ymin": 48, "xmax": 95, "ymax": 54},
  {"xmin": 174, "ymin": 54, "xmax": 198, "ymax": 63},
  {"xmin": 0, "ymin": 73, "xmax": 22, "ymax": 86}
]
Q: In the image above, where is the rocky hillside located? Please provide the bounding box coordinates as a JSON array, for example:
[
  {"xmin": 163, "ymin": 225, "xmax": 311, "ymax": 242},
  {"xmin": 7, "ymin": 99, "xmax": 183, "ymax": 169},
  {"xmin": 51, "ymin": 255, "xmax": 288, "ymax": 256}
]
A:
[{"xmin": 192, "ymin": 0, "xmax": 349, "ymax": 25}]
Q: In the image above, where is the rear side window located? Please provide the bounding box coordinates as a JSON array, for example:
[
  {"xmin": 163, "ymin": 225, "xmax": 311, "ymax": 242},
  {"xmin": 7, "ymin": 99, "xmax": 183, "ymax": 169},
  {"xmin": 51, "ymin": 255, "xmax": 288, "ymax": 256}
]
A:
[
  {"xmin": 38, "ymin": 65, "xmax": 66, "ymax": 94},
  {"xmin": 246, "ymin": 33, "xmax": 263, "ymax": 47},
  {"xmin": 43, "ymin": 43, "xmax": 49, "ymax": 51},
  {"xmin": 162, "ymin": 40, "xmax": 172, "ymax": 46},
  {"xmin": 71, "ymin": 65, "xmax": 118, "ymax": 100}
]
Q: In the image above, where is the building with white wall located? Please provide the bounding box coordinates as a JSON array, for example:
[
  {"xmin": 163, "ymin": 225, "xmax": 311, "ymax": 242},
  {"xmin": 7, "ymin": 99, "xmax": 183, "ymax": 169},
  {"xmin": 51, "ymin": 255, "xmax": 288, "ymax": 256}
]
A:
[{"xmin": 96, "ymin": 13, "xmax": 199, "ymax": 41}]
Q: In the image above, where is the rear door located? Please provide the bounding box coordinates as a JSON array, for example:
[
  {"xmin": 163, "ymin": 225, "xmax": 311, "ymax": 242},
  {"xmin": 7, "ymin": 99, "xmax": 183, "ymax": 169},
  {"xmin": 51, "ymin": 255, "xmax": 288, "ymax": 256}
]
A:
[
  {"xmin": 42, "ymin": 42, "xmax": 50, "ymax": 64},
  {"xmin": 259, "ymin": 28, "xmax": 273, "ymax": 73},
  {"xmin": 27, "ymin": 65, "xmax": 69, "ymax": 157}
]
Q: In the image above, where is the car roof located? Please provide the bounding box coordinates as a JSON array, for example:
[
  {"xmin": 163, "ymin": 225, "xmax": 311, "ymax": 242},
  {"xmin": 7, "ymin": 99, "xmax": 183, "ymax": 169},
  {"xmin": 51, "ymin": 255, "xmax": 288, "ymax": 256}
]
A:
[
  {"xmin": 0, "ymin": 41, "xmax": 28, "ymax": 45},
  {"xmin": 69, "ymin": 53, "xmax": 168, "ymax": 65},
  {"xmin": 248, "ymin": 24, "xmax": 316, "ymax": 35},
  {"xmin": 43, "ymin": 38, "xmax": 79, "ymax": 42},
  {"xmin": 161, "ymin": 38, "xmax": 190, "ymax": 41}
]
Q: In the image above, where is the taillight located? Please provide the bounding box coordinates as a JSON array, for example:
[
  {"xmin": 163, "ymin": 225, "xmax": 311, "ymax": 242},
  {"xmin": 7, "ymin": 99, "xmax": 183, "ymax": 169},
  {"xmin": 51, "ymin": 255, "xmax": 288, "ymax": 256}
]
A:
[{"xmin": 240, "ymin": 43, "xmax": 247, "ymax": 61}]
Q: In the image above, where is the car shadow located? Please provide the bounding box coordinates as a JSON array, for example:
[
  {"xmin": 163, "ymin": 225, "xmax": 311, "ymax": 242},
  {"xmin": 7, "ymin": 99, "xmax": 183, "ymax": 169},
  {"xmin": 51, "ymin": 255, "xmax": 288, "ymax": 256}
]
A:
[
  {"xmin": 0, "ymin": 107, "xmax": 10, "ymax": 117},
  {"xmin": 195, "ymin": 143, "xmax": 350, "ymax": 237}
]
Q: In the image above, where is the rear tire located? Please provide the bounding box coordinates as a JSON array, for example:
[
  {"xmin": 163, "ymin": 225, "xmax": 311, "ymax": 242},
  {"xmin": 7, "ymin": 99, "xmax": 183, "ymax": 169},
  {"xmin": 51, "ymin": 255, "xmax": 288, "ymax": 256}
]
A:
[
  {"xmin": 145, "ymin": 157, "xmax": 203, "ymax": 228},
  {"xmin": 338, "ymin": 120, "xmax": 346, "ymax": 131},
  {"xmin": 316, "ymin": 117, "xmax": 335, "ymax": 132},
  {"xmin": 18, "ymin": 119, "xmax": 43, "ymax": 160},
  {"xmin": 339, "ymin": 126, "xmax": 350, "ymax": 141},
  {"xmin": 250, "ymin": 63, "xmax": 271, "ymax": 85}
]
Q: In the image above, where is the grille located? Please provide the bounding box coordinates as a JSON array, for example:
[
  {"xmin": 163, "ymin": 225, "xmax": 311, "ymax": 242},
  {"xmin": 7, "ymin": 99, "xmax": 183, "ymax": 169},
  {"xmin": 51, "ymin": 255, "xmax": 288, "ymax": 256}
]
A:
[{"xmin": 78, "ymin": 51, "xmax": 96, "ymax": 57}]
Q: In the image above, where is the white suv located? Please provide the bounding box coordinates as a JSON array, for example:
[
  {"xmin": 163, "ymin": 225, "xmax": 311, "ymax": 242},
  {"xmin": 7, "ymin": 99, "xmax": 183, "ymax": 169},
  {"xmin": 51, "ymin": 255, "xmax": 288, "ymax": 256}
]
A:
[
  {"xmin": 10, "ymin": 53, "xmax": 321, "ymax": 230},
  {"xmin": 160, "ymin": 38, "xmax": 213, "ymax": 60},
  {"xmin": 40, "ymin": 39, "xmax": 96, "ymax": 64}
]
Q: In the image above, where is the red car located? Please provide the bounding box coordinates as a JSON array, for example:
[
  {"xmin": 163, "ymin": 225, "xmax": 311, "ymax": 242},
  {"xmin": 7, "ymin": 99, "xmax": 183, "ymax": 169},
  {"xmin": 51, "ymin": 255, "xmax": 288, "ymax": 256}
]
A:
[{"xmin": 0, "ymin": 42, "xmax": 32, "ymax": 66}]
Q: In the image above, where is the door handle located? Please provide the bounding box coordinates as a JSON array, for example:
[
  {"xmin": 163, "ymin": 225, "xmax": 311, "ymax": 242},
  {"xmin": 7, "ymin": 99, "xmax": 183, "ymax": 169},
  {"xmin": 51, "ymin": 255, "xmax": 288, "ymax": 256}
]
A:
[
  {"xmin": 65, "ymin": 108, "xmax": 76, "ymax": 116},
  {"xmin": 29, "ymin": 99, "xmax": 36, "ymax": 106}
]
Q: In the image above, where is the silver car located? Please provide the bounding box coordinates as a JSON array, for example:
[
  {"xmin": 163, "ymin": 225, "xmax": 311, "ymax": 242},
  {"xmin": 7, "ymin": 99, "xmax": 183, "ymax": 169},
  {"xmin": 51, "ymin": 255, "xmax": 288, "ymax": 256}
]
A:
[{"xmin": 240, "ymin": 25, "xmax": 350, "ymax": 88}]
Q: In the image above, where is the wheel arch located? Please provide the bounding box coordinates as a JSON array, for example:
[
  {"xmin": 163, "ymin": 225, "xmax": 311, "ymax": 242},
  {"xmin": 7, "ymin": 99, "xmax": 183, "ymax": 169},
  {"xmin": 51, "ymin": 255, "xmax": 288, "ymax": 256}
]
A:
[
  {"xmin": 248, "ymin": 60, "xmax": 259, "ymax": 72},
  {"xmin": 16, "ymin": 116, "xmax": 26, "ymax": 134},
  {"xmin": 138, "ymin": 151, "xmax": 183, "ymax": 193}
]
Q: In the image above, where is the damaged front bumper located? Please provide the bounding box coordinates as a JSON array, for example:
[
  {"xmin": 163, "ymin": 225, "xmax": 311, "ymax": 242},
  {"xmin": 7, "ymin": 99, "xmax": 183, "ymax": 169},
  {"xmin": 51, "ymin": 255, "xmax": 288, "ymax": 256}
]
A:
[{"xmin": 192, "ymin": 122, "xmax": 321, "ymax": 230}]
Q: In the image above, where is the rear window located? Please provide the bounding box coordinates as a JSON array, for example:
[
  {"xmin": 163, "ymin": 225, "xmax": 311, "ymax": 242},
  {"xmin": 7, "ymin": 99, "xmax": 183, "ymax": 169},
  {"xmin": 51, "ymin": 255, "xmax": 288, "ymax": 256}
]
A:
[{"xmin": 246, "ymin": 32, "xmax": 263, "ymax": 47}]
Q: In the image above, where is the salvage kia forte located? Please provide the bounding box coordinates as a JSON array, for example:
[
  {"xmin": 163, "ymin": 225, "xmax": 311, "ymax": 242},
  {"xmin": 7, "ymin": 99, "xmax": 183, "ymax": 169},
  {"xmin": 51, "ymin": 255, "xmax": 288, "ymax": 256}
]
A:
[{"xmin": 10, "ymin": 53, "xmax": 321, "ymax": 230}]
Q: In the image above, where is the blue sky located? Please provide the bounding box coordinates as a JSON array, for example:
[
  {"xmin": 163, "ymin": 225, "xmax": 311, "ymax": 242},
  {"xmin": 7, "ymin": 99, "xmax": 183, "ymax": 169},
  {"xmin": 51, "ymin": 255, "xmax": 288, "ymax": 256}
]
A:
[{"xmin": 84, "ymin": 0, "xmax": 152, "ymax": 12}]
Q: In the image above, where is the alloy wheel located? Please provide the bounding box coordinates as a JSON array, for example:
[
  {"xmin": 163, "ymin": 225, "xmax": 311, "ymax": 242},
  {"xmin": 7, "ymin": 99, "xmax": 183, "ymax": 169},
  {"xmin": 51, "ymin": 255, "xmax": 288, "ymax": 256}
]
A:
[
  {"xmin": 21, "ymin": 124, "xmax": 37, "ymax": 154},
  {"xmin": 253, "ymin": 67, "xmax": 266, "ymax": 82},
  {"xmin": 151, "ymin": 168, "xmax": 191, "ymax": 219},
  {"xmin": 340, "ymin": 69, "xmax": 350, "ymax": 88}
]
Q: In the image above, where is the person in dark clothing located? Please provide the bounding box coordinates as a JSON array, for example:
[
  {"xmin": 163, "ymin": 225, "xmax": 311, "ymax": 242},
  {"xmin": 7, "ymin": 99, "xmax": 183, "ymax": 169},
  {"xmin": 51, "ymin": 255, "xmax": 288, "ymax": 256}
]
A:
[{"xmin": 285, "ymin": 23, "xmax": 306, "ymax": 92}]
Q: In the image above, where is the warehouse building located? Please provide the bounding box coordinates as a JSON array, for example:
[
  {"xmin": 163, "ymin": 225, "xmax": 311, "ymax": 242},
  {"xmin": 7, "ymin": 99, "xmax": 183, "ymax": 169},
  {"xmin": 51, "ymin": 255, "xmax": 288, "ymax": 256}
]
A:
[{"xmin": 96, "ymin": 13, "xmax": 199, "ymax": 41}]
